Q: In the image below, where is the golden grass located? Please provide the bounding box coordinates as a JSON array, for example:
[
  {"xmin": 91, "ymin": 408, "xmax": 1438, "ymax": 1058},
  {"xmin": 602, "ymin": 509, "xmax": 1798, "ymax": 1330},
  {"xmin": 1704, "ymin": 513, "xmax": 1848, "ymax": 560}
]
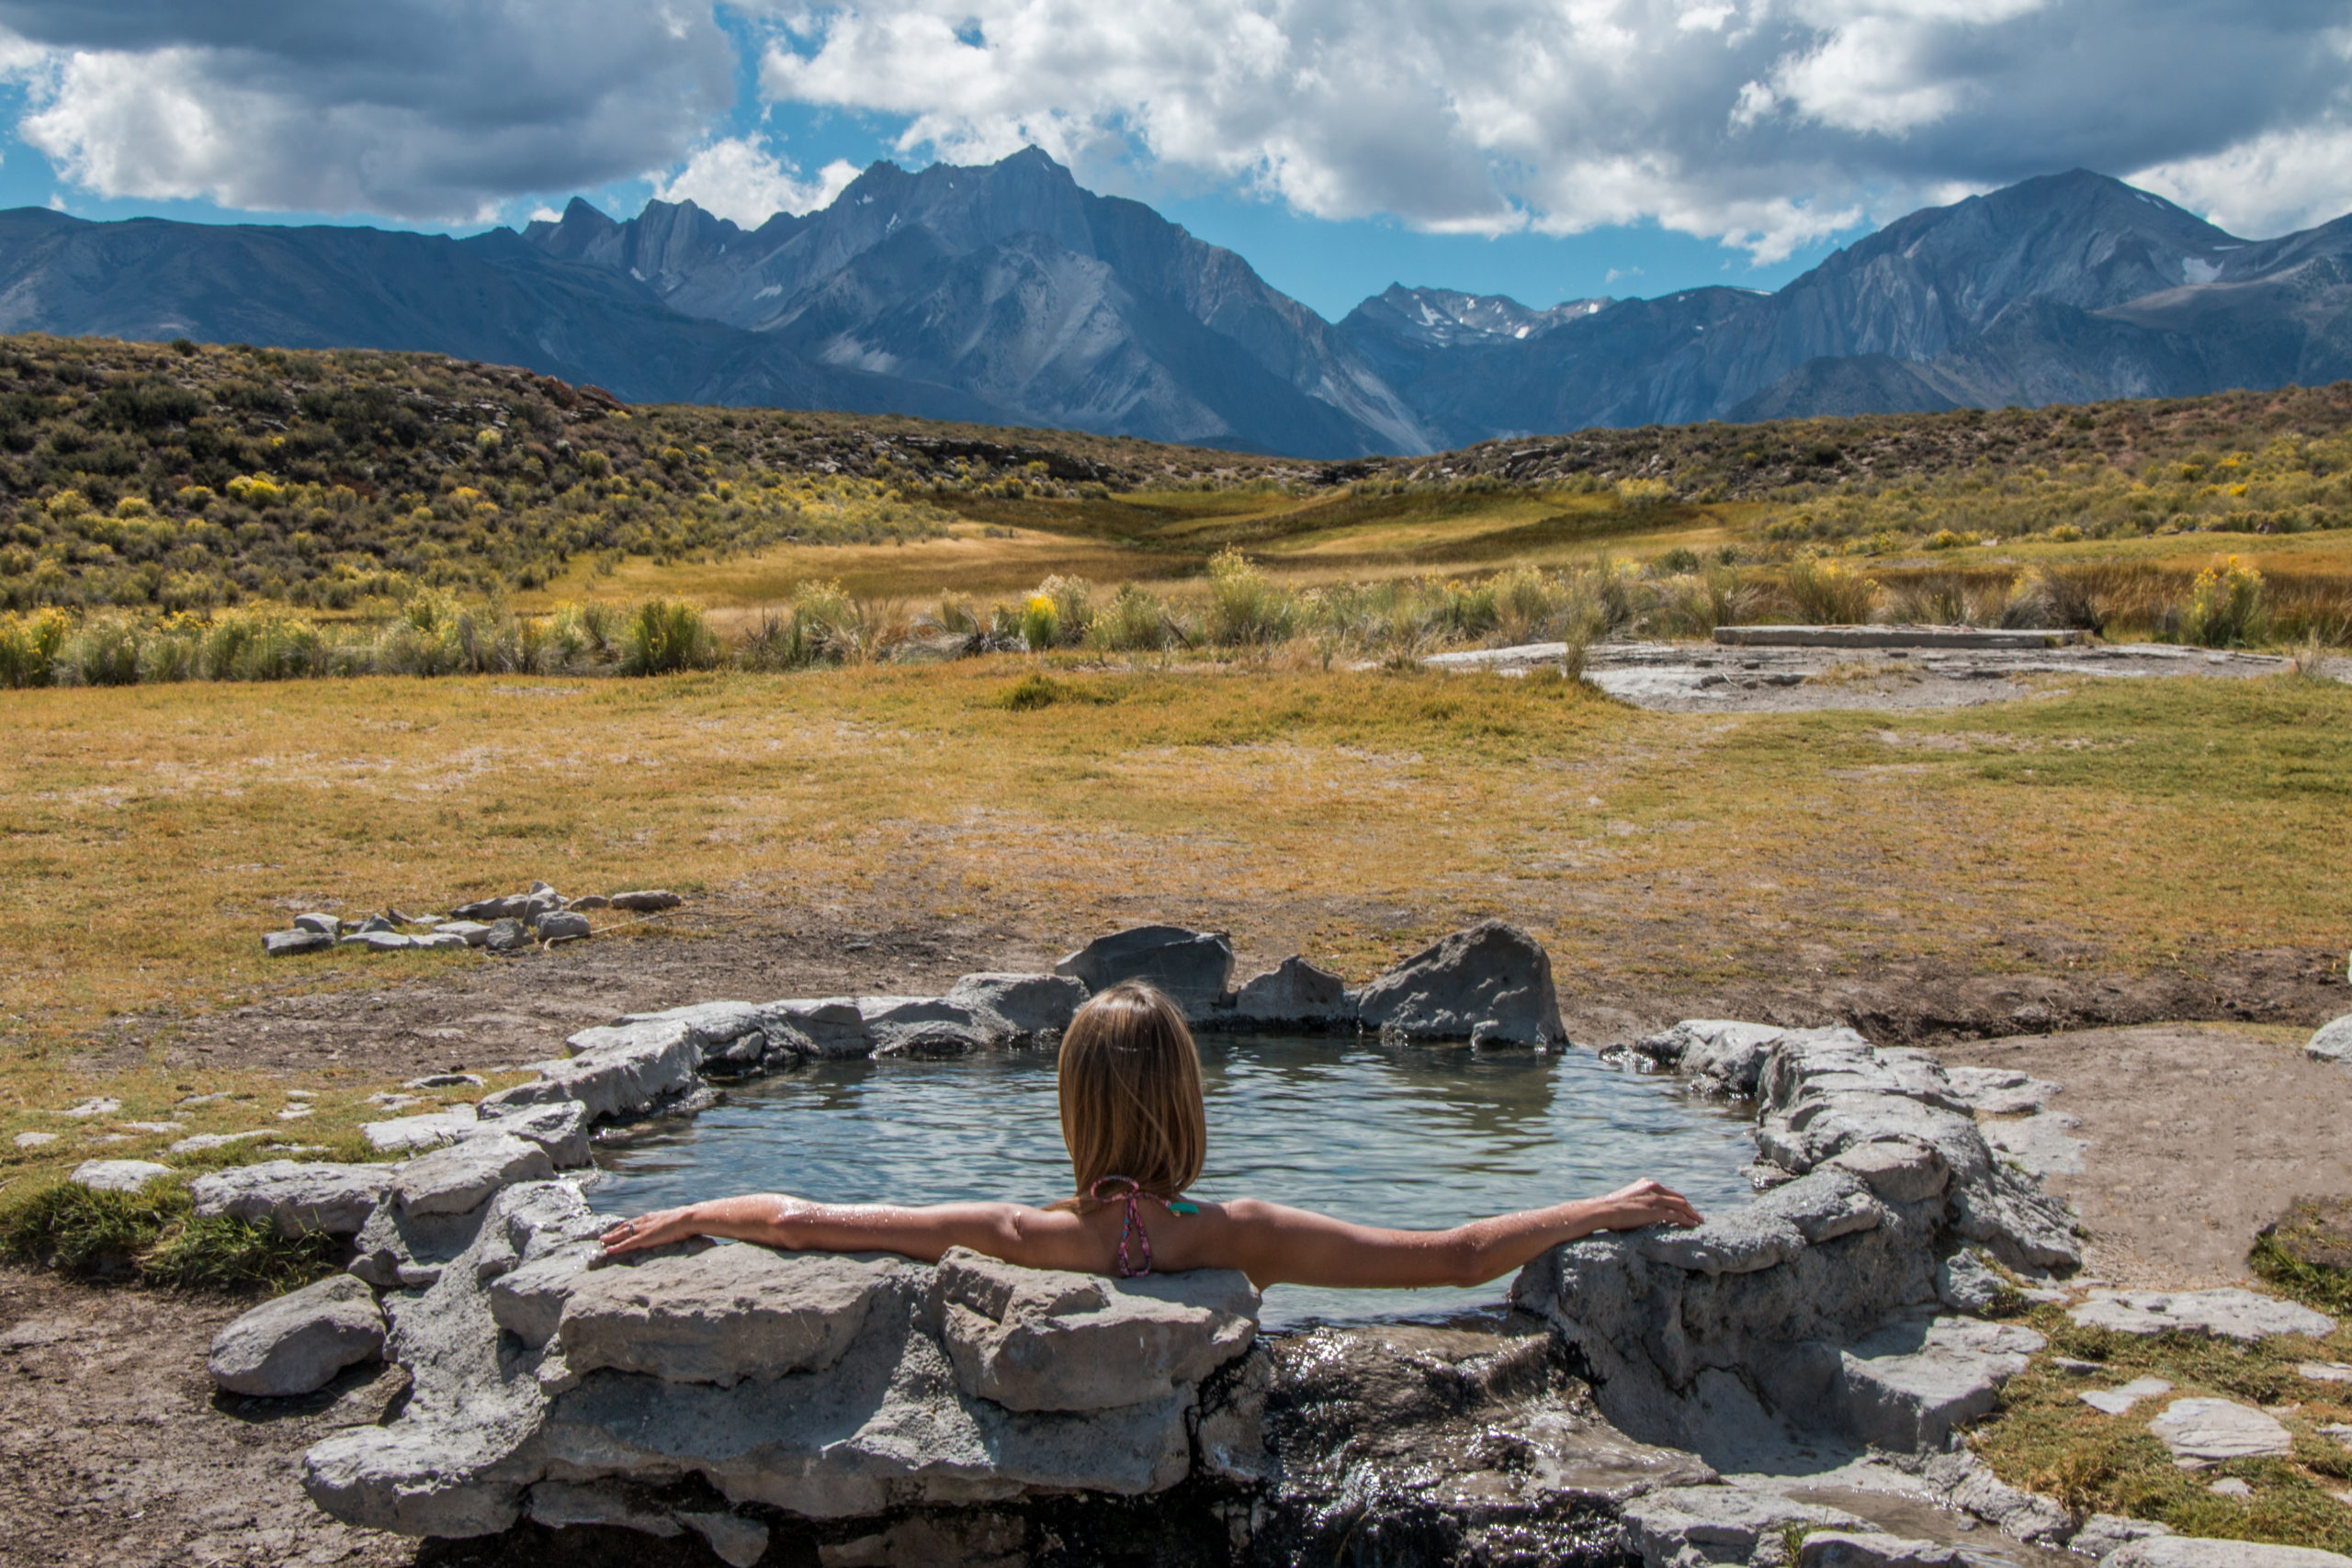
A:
[{"xmin": 3, "ymin": 661, "xmax": 2348, "ymax": 1192}]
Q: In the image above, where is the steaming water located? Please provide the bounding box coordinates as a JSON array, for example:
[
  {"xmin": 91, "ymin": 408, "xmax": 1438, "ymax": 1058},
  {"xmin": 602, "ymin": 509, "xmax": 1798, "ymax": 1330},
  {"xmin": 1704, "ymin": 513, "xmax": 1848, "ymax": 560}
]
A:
[{"xmin": 589, "ymin": 1036, "xmax": 1756, "ymax": 1328}]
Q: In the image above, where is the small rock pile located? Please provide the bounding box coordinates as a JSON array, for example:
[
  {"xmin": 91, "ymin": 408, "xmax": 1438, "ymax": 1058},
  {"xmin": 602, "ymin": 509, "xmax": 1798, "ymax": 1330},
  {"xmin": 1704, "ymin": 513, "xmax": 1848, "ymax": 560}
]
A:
[{"xmin": 260, "ymin": 882, "xmax": 684, "ymax": 958}]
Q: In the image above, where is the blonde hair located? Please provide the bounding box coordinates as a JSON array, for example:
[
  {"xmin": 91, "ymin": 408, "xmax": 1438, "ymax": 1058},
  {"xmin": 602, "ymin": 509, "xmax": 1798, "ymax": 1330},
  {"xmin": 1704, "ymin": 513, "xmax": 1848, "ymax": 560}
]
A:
[{"xmin": 1056, "ymin": 980, "xmax": 1206, "ymax": 1203}]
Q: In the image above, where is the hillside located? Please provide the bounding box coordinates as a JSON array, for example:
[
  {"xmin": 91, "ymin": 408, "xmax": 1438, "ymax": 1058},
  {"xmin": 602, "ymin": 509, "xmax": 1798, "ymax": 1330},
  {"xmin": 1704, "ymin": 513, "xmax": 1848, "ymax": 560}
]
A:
[{"xmin": 1, "ymin": 333, "xmax": 2348, "ymax": 618}]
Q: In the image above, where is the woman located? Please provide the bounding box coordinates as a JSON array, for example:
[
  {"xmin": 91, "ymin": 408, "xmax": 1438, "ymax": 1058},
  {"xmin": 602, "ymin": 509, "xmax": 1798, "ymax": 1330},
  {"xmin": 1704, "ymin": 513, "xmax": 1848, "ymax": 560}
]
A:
[{"xmin": 601, "ymin": 980, "xmax": 1703, "ymax": 1287}]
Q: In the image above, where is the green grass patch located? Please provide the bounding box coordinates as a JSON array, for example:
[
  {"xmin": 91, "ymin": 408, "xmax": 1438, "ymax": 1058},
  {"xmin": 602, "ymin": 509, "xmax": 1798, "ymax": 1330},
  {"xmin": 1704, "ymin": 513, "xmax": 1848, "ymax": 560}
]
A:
[
  {"xmin": 0, "ymin": 1176, "xmax": 343, "ymax": 1293},
  {"xmin": 2252, "ymin": 1198, "xmax": 2352, "ymax": 1315}
]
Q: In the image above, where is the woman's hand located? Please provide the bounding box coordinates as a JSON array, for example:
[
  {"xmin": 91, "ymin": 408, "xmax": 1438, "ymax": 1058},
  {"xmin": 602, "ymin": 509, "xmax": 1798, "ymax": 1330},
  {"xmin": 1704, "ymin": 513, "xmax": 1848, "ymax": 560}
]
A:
[
  {"xmin": 1587, "ymin": 1179, "xmax": 1703, "ymax": 1233},
  {"xmin": 600, "ymin": 1205, "xmax": 704, "ymax": 1258}
]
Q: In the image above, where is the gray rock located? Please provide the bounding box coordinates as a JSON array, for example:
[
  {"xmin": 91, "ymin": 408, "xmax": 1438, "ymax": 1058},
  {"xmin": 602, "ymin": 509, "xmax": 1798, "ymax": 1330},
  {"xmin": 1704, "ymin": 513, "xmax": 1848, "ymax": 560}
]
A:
[
  {"xmin": 1827, "ymin": 1139, "xmax": 1953, "ymax": 1203},
  {"xmin": 484, "ymin": 918, "xmax": 530, "ymax": 953},
  {"xmin": 480, "ymin": 1017, "xmax": 705, "ymax": 1122},
  {"xmin": 537, "ymin": 911, "xmax": 591, "ymax": 942},
  {"xmin": 1620, "ymin": 1485, "xmax": 1867, "ymax": 1568},
  {"xmin": 558, "ymin": 1247, "xmax": 911, "ymax": 1386},
  {"xmin": 1835, "ymin": 1313, "xmax": 2043, "ymax": 1450},
  {"xmin": 2300, "ymin": 1361, "xmax": 2352, "ymax": 1383},
  {"xmin": 362, "ymin": 1105, "xmax": 480, "ymax": 1154},
  {"xmin": 1637, "ymin": 1020, "xmax": 1787, "ymax": 1095},
  {"xmin": 1054, "ymin": 925, "xmax": 1235, "ymax": 1014},
  {"xmin": 2080, "ymin": 1376, "xmax": 2174, "ymax": 1415},
  {"xmin": 2148, "ymin": 1398, "xmax": 2296, "ymax": 1463},
  {"xmin": 680, "ymin": 1511, "xmax": 769, "ymax": 1568},
  {"xmin": 2068, "ymin": 1289, "xmax": 2335, "ymax": 1341},
  {"xmin": 263, "ymin": 929, "xmax": 334, "ymax": 957},
  {"xmin": 356, "ymin": 915, "xmax": 397, "ymax": 933},
  {"xmin": 434, "ymin": 920, "xmax": 492, "ymax": 947},
  {"xmin": 1944, "ymin": 1066, "xmax": 2061, "ymax": 1115},
  {"xmin": 208, "ymin": 1273, "xmax": 385, "ymax": 1396},
  {"xmin": 2099, "ymin": 1540, "xmax": 2352, "ymax": 1568},
  {"xmin": 1222, "ymin": 956, "xmax": 1353, "ymax": 1030},
  {"xmin": 395, "ymin": 1134, "xmax": 554, "ymax": 1217},
  {"xmin": 471, "ymin": 1099, "xmax": 591, "ymax": 1167},
  {"xmin": 352, "ymin": 931, "xmax": 414, "ymax": 952},
  {"xmin": 489, "ymin": 1247, "xmax": 601, "ymax": 1348},
  {"xmin": 69, "ymin": 1158, "xmax": 173, "ymax": 1193},
  {"xmin": 858, "ymin": 995, "xmax": 999, "ymax": 1057},
  {"xmin": 407, "ymin": 1073, "xmax": 484, "ymax": 1089},
  {"xmin": 449, "ymin": 893, "xmax": 530, "ymax": 920},
  {"xmin": 413, "ymin": 931, "xmax": 471, "ymax": 952},
  {"xmin": 1951, "ymin": 1160, "xmax": 2082, "ymax": 1274},
  {"xmin": 62, "ymin": 1097, "xmax": 121, "ymax": 1117},
  {"xmin": 1635, "ymin": 1209, "xmax": 1808, "ymax": 1275},
  {"xmin": 1935, "ymin": 1250, "xmax": 2008, "ymax": 1314},
  {"xmin": 1352, "ymin": 919, "xmax": 1565, "ymax": 1045},
  {"xmin": 293, "ymin": 912, "xmax": 339, "ymax": 935},
  {"xmin": 2306, "ymin": 1014, "xmax": 2352, "ymax": 1066},
  {"xmin": 1911, "ymin": 1449, "xmax": 2074, "ymax": 1544},
  {"xmin": 192, "ymin": 1160, "xmax": 393, "ymax": 1236},
  {"xmin": 944, "ymin": 972, "xmax": 1088, "ymax": 1043},
  {"xmin": 1980, "ymin": 1111, "xmax": 2086, "ymax": 1177},
  {"xmin": 13, "ymin": 1131, "xmax": 57, "ymax": 1148},
  {"xmin": 1799, "ymin": 1531, "xmax": 1964, "ymax": 1568},
  {"xmin": 934, "ymin": 1247, "xmax": 1258, "ymax": 1412},
  {"xmin": 2070, "ymin": 1516, "xmax": 2171, "ymax": 1559},
  {"xmin": 569, "ymin": 895, "xmax": 612, "ymax": 910},
  {"xmin": 1755, "ymin": 1167, "xmax": 1885, "ymax": 1243},
  {"xmin": 760, "ymin": 997, "xmax": 876, "ymax": 1059},
  {"xmin": 171, "ymin": 1129, "xmax": 279, "ymax": 1156},
  {"xmin": 608, "ymin": 890, "xmax": 684, "ymax": 912}
]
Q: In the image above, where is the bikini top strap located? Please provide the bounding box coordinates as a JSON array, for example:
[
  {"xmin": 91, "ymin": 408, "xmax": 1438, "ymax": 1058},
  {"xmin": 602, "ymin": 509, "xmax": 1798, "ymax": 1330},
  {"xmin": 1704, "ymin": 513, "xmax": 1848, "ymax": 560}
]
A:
[{"xmin": 1087, "ymin": 1176, "xmax": 1189, "ymax": 1279}]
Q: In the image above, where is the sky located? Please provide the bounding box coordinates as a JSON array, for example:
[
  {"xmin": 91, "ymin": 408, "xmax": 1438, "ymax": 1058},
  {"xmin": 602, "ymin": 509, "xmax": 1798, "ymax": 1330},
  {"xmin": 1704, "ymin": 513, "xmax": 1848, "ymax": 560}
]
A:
[{"xmin": 0, "ymin": 2, "xmax": 2346, "ymax": 323}]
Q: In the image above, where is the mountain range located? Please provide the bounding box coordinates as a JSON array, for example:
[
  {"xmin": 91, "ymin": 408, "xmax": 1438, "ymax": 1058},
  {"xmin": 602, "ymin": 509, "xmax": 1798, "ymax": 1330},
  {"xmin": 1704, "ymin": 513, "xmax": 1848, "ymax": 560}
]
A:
[{"xmin": 0, "ymin": 151, "xmax": 2346, "ymax": 457}]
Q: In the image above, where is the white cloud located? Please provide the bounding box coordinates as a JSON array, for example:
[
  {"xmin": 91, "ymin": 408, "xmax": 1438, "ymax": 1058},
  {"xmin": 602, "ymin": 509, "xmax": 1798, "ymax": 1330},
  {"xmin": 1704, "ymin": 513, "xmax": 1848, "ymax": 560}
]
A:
[
  {"xmin": 2132, "ymin": 120, "xmax": 2352, "ymax": 240},
  {"xmin": 651, "ymin": 137, "xmax": 860, "ymax": 224},
  {"xmin": 750, "ymin": 0, "xmax": 2352, "ymax": 258},
  {"xmin": 0, "ymin": 1, "xmax": 734, "ymax": 223}
]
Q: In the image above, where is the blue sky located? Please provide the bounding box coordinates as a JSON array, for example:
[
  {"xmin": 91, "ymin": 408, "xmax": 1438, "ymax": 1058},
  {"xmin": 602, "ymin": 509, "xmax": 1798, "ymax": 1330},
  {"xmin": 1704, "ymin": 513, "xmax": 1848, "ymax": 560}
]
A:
[{"xmin": 0, "ymin": 0, "xmax": 2342, "ymax": 323}]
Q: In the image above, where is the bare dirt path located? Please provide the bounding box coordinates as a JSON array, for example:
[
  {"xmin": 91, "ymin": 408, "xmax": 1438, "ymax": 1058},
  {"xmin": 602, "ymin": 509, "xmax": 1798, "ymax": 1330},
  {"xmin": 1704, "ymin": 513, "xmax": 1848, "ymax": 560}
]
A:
[{"xmin": 1933, "ymin": 1022, "xmax": 2352, "ymax": 1288}]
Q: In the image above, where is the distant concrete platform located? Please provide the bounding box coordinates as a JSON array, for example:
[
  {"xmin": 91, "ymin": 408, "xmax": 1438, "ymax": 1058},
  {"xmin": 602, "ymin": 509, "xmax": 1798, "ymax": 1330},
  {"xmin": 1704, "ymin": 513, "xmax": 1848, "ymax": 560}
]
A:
[{"xmin": 1714, "ymin": 625, "xmax": 2088, "ymax": 649}]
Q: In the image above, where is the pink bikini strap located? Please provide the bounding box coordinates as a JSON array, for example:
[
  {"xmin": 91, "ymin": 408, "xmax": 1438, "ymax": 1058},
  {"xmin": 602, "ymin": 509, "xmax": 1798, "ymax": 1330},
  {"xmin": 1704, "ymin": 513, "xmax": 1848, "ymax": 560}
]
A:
[{"xmin": 1089, "ymin": 1176, "xmax": 1182, "ymax": 1278}]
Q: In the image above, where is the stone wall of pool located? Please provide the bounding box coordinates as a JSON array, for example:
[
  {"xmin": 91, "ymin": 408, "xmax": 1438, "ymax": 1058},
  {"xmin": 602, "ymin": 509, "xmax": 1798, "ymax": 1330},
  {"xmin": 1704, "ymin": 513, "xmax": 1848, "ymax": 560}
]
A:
[{"xmin": 193, "ymin": 920, "xmax": 2099, "ymax": 1566}]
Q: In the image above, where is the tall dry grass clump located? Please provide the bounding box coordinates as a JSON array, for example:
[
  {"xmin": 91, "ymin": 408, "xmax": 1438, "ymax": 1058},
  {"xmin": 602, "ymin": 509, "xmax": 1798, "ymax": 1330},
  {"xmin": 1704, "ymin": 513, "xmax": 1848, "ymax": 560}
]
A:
[{"xmin": 1781, "ymin": 555, "xmax": 1879, "ymax": 624}]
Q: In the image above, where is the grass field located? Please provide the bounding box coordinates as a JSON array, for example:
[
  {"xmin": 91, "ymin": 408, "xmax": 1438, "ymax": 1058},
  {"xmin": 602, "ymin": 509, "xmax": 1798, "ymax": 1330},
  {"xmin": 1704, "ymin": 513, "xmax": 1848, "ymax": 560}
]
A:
[{"xmin": 4, "ymin": 660, "xmax": 2347, "ymax": 1194}]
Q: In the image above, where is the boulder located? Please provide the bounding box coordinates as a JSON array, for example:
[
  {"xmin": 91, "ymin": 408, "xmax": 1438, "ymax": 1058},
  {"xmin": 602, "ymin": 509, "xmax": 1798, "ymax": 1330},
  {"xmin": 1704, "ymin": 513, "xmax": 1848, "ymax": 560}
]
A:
[
  {"xmin": 263, "ymin": 929, "xmax": 334, "ymax": 957},
  {"xmin": 352, "ymin": 931, "xmax": 414, "ymax": 953},
  {"xmin": 208, "ymin": 1273, "xmax": 385, "ymax": 1397},
  {"xmin": 434, "ymin": 920, "xmax": 492, "ymax": 947},
  {"xmin": 537, "ymin": 911, "xmax": 592, "ymax": 942},
  {"xmin": 934, "ymin": 1247, "xmax": 1258, "ymax": 1412},
  {"xmin": 484, "ymin": 918, "xmax": 530, "ymax": 953},
  {"xmin": 489, "ymin": 1247, "xmax": 601, "ymax": 1348},
  {"xmin": 362, "ymin": 1104, "xmax": 480, "ymax": 1154},
  {"xmin": 609, "ymin": 890, "xmax": 684, "ymax": 912},
  {"xmin": 760, "ymin": 998, "xmax": 876, "ymax": 1059},
  {"xmin": 293, "ymin": 913, "xmax": 339, "ymax": 935},
  {"xmin": 2101, "ymin": 1540, "xmax": 2352, "ymax": 1568},
  {"xmin": 1635, "ymin": 1209, "xmax": 1807, "ymax": 1276},
  {"xmin": 1054, "ymin": 925, "xmax": 1234, "ymax": 1014},
  {"xmin": 1222, "ymin": 957, "xmax": 1353, "ymax": 1030},
  {"xmin": 857, "ymin": 995, "xmax": 999, "ymax": 1057},
  {"xmin": 450, "ymin": 893, "xmax": 530, "ymax": 920},
  {"xmin": 394, "ymin": 1134, "xmax": 554, "ymax": 1217},
  {"xmin": 1352, "ymin": 919, "xmax": 1564, "ymax": 1045},
  {"xmin": 482, "ymin": 1017, "xmax": 704, "ymax": 1122},
  {"xmin": 944, "ymin": 973, "xmax": 1088, "ymax": 1043},
  {"xmin": 1635, "ymin": 1020, "xmax": 1786, "ymax": 1095},
  {"xmin": 2308, "ymin": 1014, "xmax": 2352, "ymax": 1066},
  {"xmin": 569, "ymin": 895, "xmax": 612, "ymax": 911},
  {"xmin": 69, "ymin": 1158, "xmax": 173, "ymax": 1193},
  {"xmin": 2068, "ymin": 1289, "xmax": 2335, "ymax": 1341},
  {"xmin": 2147, "ymin": 1397, "xmax": 2295, "ymax": 1463},
  {"xmin": 192, "ymin": 1160, "xmax": 393, "ymax": 1236},
  {"xmin": 472, "ymin": 1099, "xmax": 591, "ymax": 1167},
  {"xmin": 558, "ymin": 1247, "xmax": 910, "ymax": 1386}
]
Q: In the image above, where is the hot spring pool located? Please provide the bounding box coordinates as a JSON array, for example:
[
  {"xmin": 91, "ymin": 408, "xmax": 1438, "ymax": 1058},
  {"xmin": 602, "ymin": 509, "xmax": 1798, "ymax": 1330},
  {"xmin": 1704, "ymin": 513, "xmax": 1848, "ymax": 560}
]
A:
[{"xmin": 589, "ymin": 1036, "xmax": 1758, "ymax": 1327}]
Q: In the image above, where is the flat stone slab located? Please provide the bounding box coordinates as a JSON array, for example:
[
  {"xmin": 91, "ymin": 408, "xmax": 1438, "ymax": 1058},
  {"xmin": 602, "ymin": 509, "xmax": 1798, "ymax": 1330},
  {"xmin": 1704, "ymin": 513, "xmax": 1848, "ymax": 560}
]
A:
[
  {"xmin": 192, "ymin": 1160, "xmax": 394, "ymax": 1236},
  {"xmin": 1836, "ymin": 1314, "xmax": 2045, "ymax": 1450},
  {"xmin": 2148, "ymin": 1397, "xmax": 2295, "ymax": 1463},
  {"xmin": 362, "ymin": 1105, "xmax": 480, "ymax": 1154},
  {"xmin": 2069, "ymin": 1289, "xmax": 2335, "ymax": 1341},
  {"xmin": 2080, "ymin": 1376, "xmax": 2174, "ymax": 1415},
  {"xmin": 2099, "ymin": 1535, "xmax": 2352, "ymax": 1568},
  {"xmin": 558, "ymin": 1247, "xmax": 910, "ymax": 1386},
  {"xmin": 394, "ymin": 1134, "xmax": 553, "ymax": 1216},
  {"xmin": 1714, "ymin": 625, "xmax": 2086, "ymax": 649},
  {"xmin": 70, "ymin": 1158, "xmax": 173, "ymax": 1193},
  {"xmin": 2298, "ymin": 1362, "xmax": 2352, "ymax": 1383}
]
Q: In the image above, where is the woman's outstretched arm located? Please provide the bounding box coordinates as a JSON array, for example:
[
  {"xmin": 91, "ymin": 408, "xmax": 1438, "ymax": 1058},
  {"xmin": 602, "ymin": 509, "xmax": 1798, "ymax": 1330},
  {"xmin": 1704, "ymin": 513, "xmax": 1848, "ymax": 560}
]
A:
[
  {"xmin": 1209, "ymin": 1179, "xmax": 1702, "ymax": 1290},
  {"xmin": 598, "ymin": 1193, "xmax": 1102, "ymax": 1270}
]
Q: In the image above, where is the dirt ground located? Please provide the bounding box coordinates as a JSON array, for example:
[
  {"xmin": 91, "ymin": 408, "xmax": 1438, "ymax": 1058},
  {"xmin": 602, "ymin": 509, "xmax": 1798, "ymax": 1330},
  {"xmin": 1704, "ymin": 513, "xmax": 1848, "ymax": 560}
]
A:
[
  {"xmin": 1936, "ymin": 1022, "xmax": 2352, "ymax": 1289},
  {"xmin": 76, "ymin": 891, "xmax": 2350, "ymax": 1085}
]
